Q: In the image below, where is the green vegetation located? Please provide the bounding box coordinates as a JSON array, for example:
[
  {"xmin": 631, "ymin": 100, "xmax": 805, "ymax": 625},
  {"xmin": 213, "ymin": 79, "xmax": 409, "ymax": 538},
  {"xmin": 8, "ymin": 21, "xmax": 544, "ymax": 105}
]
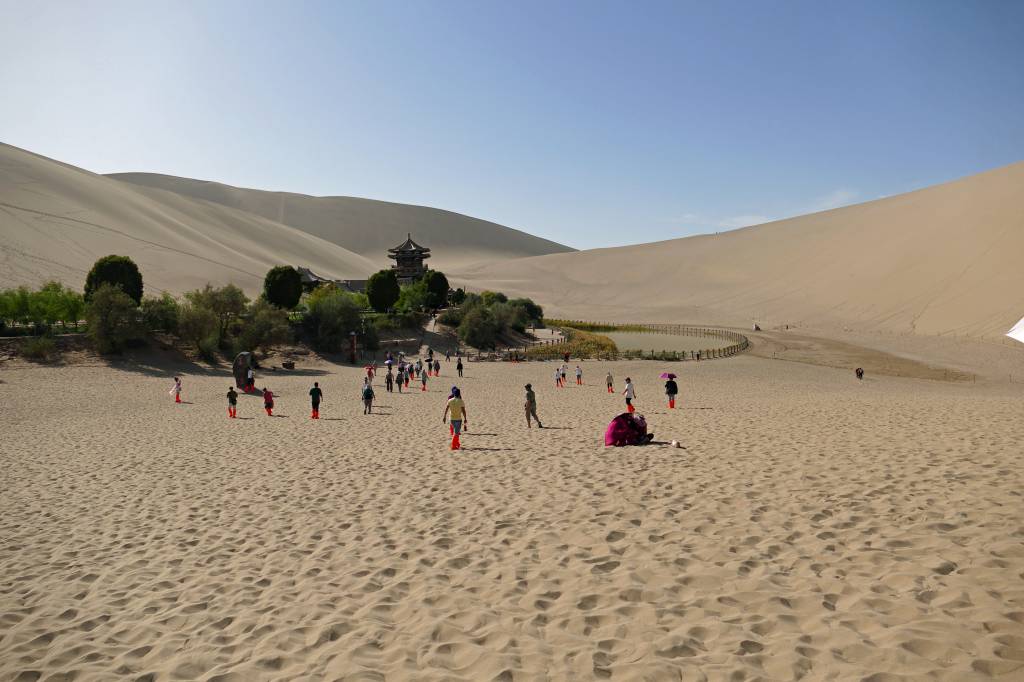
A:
[
  {"xmin": 303, "ymin": 285, "xmax": 363, "ymax": 351},
  {"xmin": 422, "ymin": 270, "xmax": 449, "ymax": 308},
  {"xmin": 141, "ymin": 293, "xmax": 180, "ymax": 332},
  {"xmin": 85, "ymin": 283, "xmax": 144, "ymax": 353},
  {"xmin": 525, "ymin": 327, "xmax": 618, "ymax": 360},
  {"xmin": 0, "ymin": 282, "xmax": 84, "ymax": 333},
  {"xmin": 366, "ymin": 269, "xmax": 401, "ymax": 312},
  {"xmin": 234, "ymin": 299, "xmax": 291, "ymax": 354},
  {"xmin": 542, "ymin": 319, "xmax": 650, "ymax": 333},
  {"xmin": 438, "ymin": 291, "xmax": 544, "ymax": 349},
  {"xmin": 184, "ymin": 284, "xmax": 248, "ymax": 341},
  {"xmin": 20, "ymin": 336, "xmax": 57, "ymax": 360},
  {"xmin": 85, "ymin": 255, "xmax": 143, "ymax": 304},
  {"xmin": 263, "ymin": 265, "xmax": 303, "ymax": 309}
]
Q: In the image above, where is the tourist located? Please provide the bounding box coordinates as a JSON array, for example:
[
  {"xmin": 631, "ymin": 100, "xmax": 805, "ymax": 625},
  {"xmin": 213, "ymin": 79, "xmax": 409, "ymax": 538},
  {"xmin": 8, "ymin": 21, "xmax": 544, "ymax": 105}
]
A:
[
  {"xmin": 421, "ymin": 367, "xmax": 429, "ymax": 392},
  {"xmin": 263, "ymin": 387, "xmax": 275, "ymax": 416},
  {"xmin": 170, "ymin": 377, "xmax": 183, "ymax": 403},
  {"xmin": 664, "ymin": 376, "xmax": 678, "ymax": 409},
  {"xmin": 524, "ymin": 383, "xmax": 542, "ymax": 428},
  {"xmin": 226, "ymin": 385, "xmax": 238, "ymax": 418},
  {"xmin": 606, "ymin": 371, "xmax": 614, "ymax": 394},
  {"xmin": 554, "ymin": 366, "xmax": 562, "ymax": 388},
  {"xmin": 246, "ymin": 366, "xmax": 255, "ymax": 393},
  {"xmin": 404, "ymin": 366, "xmax": 411, "ymax": 389},
  {"xmin": 433, "ymin": 358, "xmax": 441, "ymax": 377},
  {"xmin": 445, "ymin": 348, "xmax": 451, "ymax": 362},
  {"xmin": 457, "ymin": 357, "xmax": 464, "ymax": 378},
  {"xmin": 442, "ymin": 387, "xmax": 468, "ymax": 450},
  {"xmin": 310, "ymin": 381, "xmax": 323, "ymax": 419},
  {"xmin": 623, "ymin": 377, "xmax": 636, "ymax": 413},
  {"xmin": 560, "ymin": 364, "xmax": 568, "ymax": 386},
  {"xmin": 856, "ymin": 367, "xmax": 865, "ymax": 380},
  {"xmin": 385, "ymin": 369, "xmax": 394, "ymax": 392},
  {"xmin": 362, "ymin": 379, "xmax": 375, "ymax": 414},
  {"xmin": 575, "ymin": 365, "xmax": 583, "ymax": 385}
]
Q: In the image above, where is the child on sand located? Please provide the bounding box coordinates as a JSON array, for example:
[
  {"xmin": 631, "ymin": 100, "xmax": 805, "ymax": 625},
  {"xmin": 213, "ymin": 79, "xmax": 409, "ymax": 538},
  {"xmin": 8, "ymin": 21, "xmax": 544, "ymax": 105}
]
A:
[
  {"xmin": 606, "ymin": 371, "xmax": 614, "ymax": 393},
  {"xmin": 170, "ymin": 377, "xmax": 182, "ymax": 403},
  {"xmin": 362, "ymin": 380, "xmax": 375, "ymax": 414},
  {"xmin": 226, "ymin": 386, "xmax": 238, "ymax": 418},
  {"xmin": 623, "ymin": 378, "xmax": 636, "ymax": 413},
  {"xmin": 309, "ymin": 381, "xmax": 323, "ymax": 419},
  {"xmin": 665, "ymin": 377, "xmax": 678, "ymax": 409},
  {"xmin": 524, "ymin": 383, "xmax": 542, "ymax": 428},
  {"xmin": 442, "ymin": 388, "xmax": 468, "ymax": 450},
  {"xmin": 575, "ymin": 365, "xmax": 583, "ymax": 385},
  {"xmin": 421, "ymin": 368, "xmax": 429, "ymax": 392},
  {"xmin": 263, "ymin": 387, "xmax": 275, "ymax": 416},
  {"xmin": 457, "ymin": 358, "xmax": 464, "ymax": 377},
  {"xmin": 554, "ymin": 366, "xmax": 562, "ymax": 388}
]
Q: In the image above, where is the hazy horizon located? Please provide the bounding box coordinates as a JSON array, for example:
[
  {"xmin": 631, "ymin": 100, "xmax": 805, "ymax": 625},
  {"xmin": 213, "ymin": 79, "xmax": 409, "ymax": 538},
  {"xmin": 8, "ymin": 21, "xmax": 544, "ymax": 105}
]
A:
[{"xmin": 2, "ymin": 0, "xmax": 1023, "ymax": 249}]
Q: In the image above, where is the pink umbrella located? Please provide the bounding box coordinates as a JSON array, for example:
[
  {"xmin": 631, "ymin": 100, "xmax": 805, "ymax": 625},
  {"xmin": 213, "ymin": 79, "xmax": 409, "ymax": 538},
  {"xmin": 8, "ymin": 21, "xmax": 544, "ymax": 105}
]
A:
[{"xmin": 659, "ymin": 372, "xmax": 677, "ymax": 379}]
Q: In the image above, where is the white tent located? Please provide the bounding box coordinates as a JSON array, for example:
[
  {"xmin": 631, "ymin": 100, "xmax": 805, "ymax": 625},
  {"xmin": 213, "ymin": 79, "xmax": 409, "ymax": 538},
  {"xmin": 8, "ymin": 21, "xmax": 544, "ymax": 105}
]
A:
[{"xmin": 1007, "ymin": 317, "xmax": 1024, "ymax": 345}]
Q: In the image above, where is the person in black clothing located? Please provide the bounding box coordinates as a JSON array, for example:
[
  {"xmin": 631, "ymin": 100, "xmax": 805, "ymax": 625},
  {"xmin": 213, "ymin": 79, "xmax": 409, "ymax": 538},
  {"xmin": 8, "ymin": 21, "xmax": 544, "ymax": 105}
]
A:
[
  {"xmin": 226, "ymin": 386, "xmax": 238, "ymax": 418},
  {"xmin": 456, "ymin": 358, "xmax": 464, "ymax": 377},
  {"xmin": 385, "ymin": 369, "xmax": 394, "ymax": 392},
  {"xmin": 309, "ymin": 382, "xmax": 323, "ymax": 419},
  {"xmin": 665, "ymin": 377, "xmax": 679, "ymax": 409}
]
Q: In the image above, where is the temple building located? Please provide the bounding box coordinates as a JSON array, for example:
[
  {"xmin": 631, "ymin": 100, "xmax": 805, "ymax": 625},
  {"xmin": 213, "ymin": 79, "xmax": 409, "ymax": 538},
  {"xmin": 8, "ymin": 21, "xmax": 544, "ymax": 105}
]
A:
[{"xmin": 388, "ymin": 233, "xmax": 431, "ymax": 283}]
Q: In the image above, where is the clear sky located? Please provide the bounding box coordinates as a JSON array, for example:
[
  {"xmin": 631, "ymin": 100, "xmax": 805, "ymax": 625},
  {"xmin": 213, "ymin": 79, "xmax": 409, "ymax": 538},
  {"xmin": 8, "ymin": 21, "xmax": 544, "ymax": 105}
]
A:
[{"xmin": 2, "ymin": 1, "xmax": 1023, "ymax": 249}]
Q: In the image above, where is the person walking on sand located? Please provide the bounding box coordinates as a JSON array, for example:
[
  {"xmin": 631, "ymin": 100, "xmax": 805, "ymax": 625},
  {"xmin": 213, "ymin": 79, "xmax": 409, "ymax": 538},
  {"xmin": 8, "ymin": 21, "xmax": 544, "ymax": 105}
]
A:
[
  {"xmin": 385, "ymin": 368, "xmax": 394, "ymax": 392},
  {"xmin": 606, "ymin": 371, "xmax": 614, "ymax": 394},
  {"xmin": 575, "ymin": 365, "xmax": 583, "ymax": 385},
  {"xmin": 226, "ymin": 386, "xmax": 238, "ymax": 418},
  {"xmin": 403, "ymin": 365, "xmax": 411, "ymax": 389},
  {"xmin": 263, "ymin": 387, "xmax": 275, "ymax": 416},
  {"xmin": 362, "ymin": 380, "xmax": 375, "ymax": 414},
  {"xmin": 246, "ymin": 366, "xmax": 255, "ymax": 393},
  {"xmin": 524, "ymin": 383, "xmax": 542, "ymax": 428},
  {"xmin": 421, "ymin": 367, "xmax": 429, "ymax": 392},
  {"xmin": 560, "ymin": 364, "xmax": 568, "ymax": 387},
  {"xmin": 456, "ymin": 357, "xmax": 464, "ymax": 378},
  {"xmin": 433, "ymin": 358, "xmax": 441, "ymax": 377},
  {"xmin": 623, "ymin": 377, "xmax": 636, "ymax": 413},
  {"xmin": 665, "ymin": 376, "xmax": 679, "ymax": 409},
  {"xmin": 554, "ymin": 366, "xmax": 563, "ymax": 388},
  {"xmin": 442, "ymin": 387, "xmax": 468, "ymax": 450},
  {"xmin": 445, "ymin": 348, "xmax": 451, "ymax": 362},
  {"xmin": 170, "ymin": 377, "xmax": 183, "ymax": 403},
  {"xmin": 309, "ymin": 381, "xmax": 323, "ymax": 419}
]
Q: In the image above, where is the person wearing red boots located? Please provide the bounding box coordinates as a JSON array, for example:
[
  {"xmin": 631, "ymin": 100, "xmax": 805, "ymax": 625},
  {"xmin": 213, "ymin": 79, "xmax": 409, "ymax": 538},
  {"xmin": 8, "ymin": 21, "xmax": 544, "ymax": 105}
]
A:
[
  {"xmin": 263, "ymin": 387, "xmax": 275, "ymax": 416},
  {"xmin": 606, "ymin": 371, "xmax": 614, "ymax": 393},
  {"xmin": 421, "ymin": 368, "xmax": 429, "ymax": 392},
  {"xmin": 170, "ymin": 377, "xmax": 183, "ymax": 403},
  {"xmin": 575, "ymin": 365, "xmax": 583, "ymax": 385},
  {"xmin": 664, "ymin": 377, "xmax": 678, "ymax": 409},
  {"xmin": 309, "ymin": 381, "xmax": 323, "ymax": 419},
  {"xmin": 362, "ymin": 379, "xmax": 375, "ymax": 414},
  {"xmin": 442, "ymin": 388, "xmax": 467, "ymax": 450},
  {"xmin": 623, "ymin": 378, "xmax": 637, "ymax": 413},
  {"xmin": 226, "ymin": 386, "xmax": 238, "ymax": 418}
]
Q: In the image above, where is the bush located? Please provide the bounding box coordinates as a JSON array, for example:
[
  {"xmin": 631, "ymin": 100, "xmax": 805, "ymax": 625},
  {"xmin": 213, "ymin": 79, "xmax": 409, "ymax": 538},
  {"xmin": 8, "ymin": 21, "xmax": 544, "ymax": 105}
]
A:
[
  {"xmin": 304, "ymin": 287, "xmax": 362, "ymax": 351},
  {"xmin": 525, "ymin": 328, "xmax": 618, "ymax": 360},
  {"xmin": 366, "ymin": 269, "xmax": 401, "ymax": 312},
  {"xmin": 184, "ymin": 284, "xmax": 248, "ymax": 341},
  {"xmin": 458, "ymin": 306, "xmax": 499, "ymax": 349},
  {"xmin": 509, "ymin": 298, "xmax": 543, "ymax": 324},
  {"xmin": 141, "ymin": 293, "xmax": 180, "ymax": 332},
  {"xmin": 437, "ymin": 308, "xmax": 464, "ymax": 327},
  {"xmin": 492, "ymin": 301, "xmax": 529, "ymax": 334},
  {"xmin": 480, "ymin": 290, "xmax": 508, "ymax": 307},
  {"xmin": 395, "ymin": 280, "xmax": 429, "ymax": 313},
  {"xmin": 177, "ymin": 303, "xmax": 219, "ymax": 350},
  {"xmin": 21, "ymin": 336, "xmax": 56, "ymax": 360},
  {"xmin": 361, "ymin": 320, "xmax": 380, "ymax": 351},
  {"xmin": 198, "ymin": 335, "xmax": 220, "ymax": 363},
  {"xmin": 422, "ymin": 270, "xmax": 449, "ymax": 308},
  {"xmin": 450, "ymin": 288, "xmax": 467, "ymax": 305},
  {"xmin": 235, "ymin": 299, "xmax": 291, "ymax": 354},
  {"xmin": 263, "ymin": 266, "xmax": 303, "ymax": 310},
  {"xmin": 85, "ymin": 255, "xmax": 143, "ymax": 304},
  {"xmin": 85, "ymin": 283, "xmax": 143, "ymax": 353}
]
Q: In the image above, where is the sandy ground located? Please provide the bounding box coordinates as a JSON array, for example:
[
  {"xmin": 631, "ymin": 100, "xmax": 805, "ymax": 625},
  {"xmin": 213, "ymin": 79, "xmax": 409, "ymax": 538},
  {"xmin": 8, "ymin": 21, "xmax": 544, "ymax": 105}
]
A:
[{"xmin": 2, "ymin": 352, "xmax": 1024, "ymax": 681}]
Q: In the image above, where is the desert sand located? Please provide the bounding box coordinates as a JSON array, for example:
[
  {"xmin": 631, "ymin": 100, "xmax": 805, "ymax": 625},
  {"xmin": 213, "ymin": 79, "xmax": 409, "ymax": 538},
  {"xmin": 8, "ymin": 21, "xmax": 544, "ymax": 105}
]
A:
[{"xmin": 3, "ymin": 349, "xmax": 1023, "ymax": 681}]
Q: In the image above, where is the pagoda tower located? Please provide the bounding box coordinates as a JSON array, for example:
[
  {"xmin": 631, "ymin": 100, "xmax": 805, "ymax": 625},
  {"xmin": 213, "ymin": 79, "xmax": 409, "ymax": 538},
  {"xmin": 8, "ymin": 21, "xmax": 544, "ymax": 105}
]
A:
[{"xmin": 387, "ymin": 233, "xmax": 431, "ymax": 283}]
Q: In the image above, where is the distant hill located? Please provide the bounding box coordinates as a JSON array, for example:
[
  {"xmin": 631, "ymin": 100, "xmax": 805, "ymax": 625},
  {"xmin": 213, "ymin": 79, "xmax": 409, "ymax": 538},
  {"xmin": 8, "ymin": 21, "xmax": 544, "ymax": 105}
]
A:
[
  {"xmin": 456, "ymin": 161, "xmax": 1024, "ymax": 338},
  {"xmin": 108, "ymin": 173, "xmax": 574, "ymax": 269},
  {"xmin": 0, "ymin": 144, "xmax": 374, "ymax": 295}
]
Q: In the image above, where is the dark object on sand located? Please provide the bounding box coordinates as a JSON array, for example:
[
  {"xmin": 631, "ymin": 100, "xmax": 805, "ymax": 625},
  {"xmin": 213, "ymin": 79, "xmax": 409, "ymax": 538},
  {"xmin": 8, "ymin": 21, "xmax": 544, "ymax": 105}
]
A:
[
  {"xmin": 855, "ymin": 367, "xmax": 864, "ymax": 380},
  {"xmin": 605, "ymin": 413, "xmax": 654, "ymax": 447},
  {"xmin": 282, "ymin": 361, "xmax": 295, "ymax": 370},
  {"xmin": 233, "ymin": 352, "xmax": 253, "ymax": 389}
]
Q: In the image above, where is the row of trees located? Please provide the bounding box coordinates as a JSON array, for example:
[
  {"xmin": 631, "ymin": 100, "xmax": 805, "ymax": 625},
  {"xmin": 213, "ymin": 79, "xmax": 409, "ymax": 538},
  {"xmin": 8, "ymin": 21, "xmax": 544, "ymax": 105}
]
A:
[
  {"xmin": 438, "ymin": 291, "xmax": 544, "ymax": 349},
  {"xmin": 0, "ymin": 282, "xmax": 85, "ymax": 332},
  {"xmin": 366, "ymin": 269, "xmax": 451, "ymax": 313}
]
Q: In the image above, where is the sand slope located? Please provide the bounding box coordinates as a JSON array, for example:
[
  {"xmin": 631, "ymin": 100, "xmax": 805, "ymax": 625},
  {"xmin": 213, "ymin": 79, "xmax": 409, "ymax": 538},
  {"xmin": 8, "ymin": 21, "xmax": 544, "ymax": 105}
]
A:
[
  {"xmin": 0, "ymin": 144, "xmax": 377, "ymax": 295},
  {"xmin": 2, "ymin": 355, "xmax": 1022, "ymax": 680},
  {"xmin": 456, "ymin": 162, "xmax": 1024, "ymax": 338},
  {"xmin": 109, "ymin": 172, "xmax": 574, "ymax": 270}
]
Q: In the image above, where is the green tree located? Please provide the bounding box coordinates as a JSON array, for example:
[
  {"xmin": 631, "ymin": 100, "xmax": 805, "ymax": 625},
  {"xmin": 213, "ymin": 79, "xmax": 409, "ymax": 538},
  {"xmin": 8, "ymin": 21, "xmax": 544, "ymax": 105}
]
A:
[
  {"xmin": 509, "ymin": 297, "xmax": 544, "ymax": 323},
  {"xmin": 61, "ymin": 288, "xmax": 85, "ymax": 329},
  {"xmin": 0, "ymin": 289, "xmax": 13, "ymax": 329},
  {"xmin": 85, "ymin": 255, "xmax": 143, "ymax": 304},
  {"xmin": 141, "ymin": 293, "xmax": 180, "ymax": 332},
  {"xmin": 184, "ymin": 284, "xmax": 249, "ymax": 341},
  {"xmin": 263, "ymin": 266, "xmax": 303, "ymax": 310},
  {"xmin": 480, "ymin": 290, "xmax": 508, "ymax": 307},
  {"xmin": 366, "ymin": 269, "xmax": 401, "ymax": 312},
  {"xmin": 85, "ymin": 283, "xmax": 142, "ymax": 353},
  {"xmin": 450, "ymin": 288, "xmax": 467, "ymax": 305},
  {"xmin": 422, "ymin": 270, "xmax": 450, "ymax": 308},
  {"xmin": 304, "ymin": 287, "xmax": 362, "ymax": 351},
  {"xmin": 458, "ymin": 306, "xmax": 499, "ymax": 349},
  {"xmin": 235, "ymin": 299, "xmax": 292, "ymax": 354},
  {"xmin": 177, "ymin": 303, "xmax": 219, "ymax": 351},
  {"xmin": 395, "ymin": 280, "xmax": 429, "ymax": 313}
]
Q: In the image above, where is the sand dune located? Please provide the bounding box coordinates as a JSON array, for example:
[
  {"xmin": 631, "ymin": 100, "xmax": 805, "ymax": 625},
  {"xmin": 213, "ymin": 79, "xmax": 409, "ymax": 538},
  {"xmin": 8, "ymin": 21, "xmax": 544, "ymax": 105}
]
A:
[
  {"xmin": 109, "ymin": 172, "xmax": 574, "ymax": 270},
  {"xmin": 456, "ymin": 162, "xmax": 1024, "ymax": 338},
  {"xmin": 2, "ymin": 354, "xmax": 1022, "ymax": 680},
  {"xmin": 0, "ymin": 144, "xmax": 376, "ymax": 295}
]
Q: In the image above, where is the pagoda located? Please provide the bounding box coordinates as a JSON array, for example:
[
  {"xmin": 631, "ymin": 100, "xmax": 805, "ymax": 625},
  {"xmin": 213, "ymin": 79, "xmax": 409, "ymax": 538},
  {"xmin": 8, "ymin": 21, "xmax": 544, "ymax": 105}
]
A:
[{"xmin": 388, "ymin": 233, "xmax": 431, "ymax": 283}]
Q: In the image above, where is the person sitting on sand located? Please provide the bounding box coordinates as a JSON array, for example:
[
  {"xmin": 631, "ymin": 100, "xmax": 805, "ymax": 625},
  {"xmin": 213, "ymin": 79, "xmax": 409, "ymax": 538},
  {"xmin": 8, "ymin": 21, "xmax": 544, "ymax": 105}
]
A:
[
  {"xmin": 524, "ymin": 383, "xmax": 542, "ymax": 428},
  {"xmin": 442, "ymin": 388, "xmax": 468, "ymax": 450},
  {"xmin": 623, "ymin": 378, "xmax": 636, "ymax": 413},
  {"xmin": 309, "ymin": 381, "xmax": 323, "ymax": 419},
  {"xmin": 362, "ymin": 380, "xmax": 375, "ymax": 414},
  {"xmin": 226, "ymin": 386, "xmax": 238, "ymax": 418},
  {"xmin": 170, "ymin": 377, "xmax": 183, "ymax": 403},
  {"xmin": 263, "ymin": 387, "xmax": 275, "ymax": 416}
]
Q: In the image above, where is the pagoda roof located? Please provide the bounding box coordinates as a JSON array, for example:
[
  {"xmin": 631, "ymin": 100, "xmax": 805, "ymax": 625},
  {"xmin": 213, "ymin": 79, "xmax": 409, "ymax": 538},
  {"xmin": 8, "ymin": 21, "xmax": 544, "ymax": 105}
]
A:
[{"xmin": 388, "ymin": 233, "xmax": 431, "ymax": 254}]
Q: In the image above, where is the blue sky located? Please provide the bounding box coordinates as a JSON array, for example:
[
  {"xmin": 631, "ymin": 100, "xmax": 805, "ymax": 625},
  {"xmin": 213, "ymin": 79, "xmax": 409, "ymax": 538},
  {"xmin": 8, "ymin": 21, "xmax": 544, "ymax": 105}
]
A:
[{"xmin": 2, "ymin": 0, "xmax": 1022, "ymax": 249}]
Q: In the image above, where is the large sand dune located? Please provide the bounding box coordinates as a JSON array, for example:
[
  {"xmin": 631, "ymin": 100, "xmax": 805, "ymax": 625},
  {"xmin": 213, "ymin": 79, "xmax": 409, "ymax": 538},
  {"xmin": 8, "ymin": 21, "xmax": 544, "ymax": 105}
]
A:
[
  {"xmin": 0, "ymin": 144, "xmax": 377, "ymax": 295},
  {"xmin": 456, "ymin": 162, "xmax": 1024, "ymax": 338},
  {"xmin": 109, "ymin": 172, "xmax": 574, "ymax": 270}
]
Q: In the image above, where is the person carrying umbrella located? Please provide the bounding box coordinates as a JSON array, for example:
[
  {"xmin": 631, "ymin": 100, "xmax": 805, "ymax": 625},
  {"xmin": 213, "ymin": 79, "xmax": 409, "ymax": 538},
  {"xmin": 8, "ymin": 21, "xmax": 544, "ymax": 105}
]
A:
[{"xmin": 662, "ymin": 372, "xmax": 679, "ymax": 409}]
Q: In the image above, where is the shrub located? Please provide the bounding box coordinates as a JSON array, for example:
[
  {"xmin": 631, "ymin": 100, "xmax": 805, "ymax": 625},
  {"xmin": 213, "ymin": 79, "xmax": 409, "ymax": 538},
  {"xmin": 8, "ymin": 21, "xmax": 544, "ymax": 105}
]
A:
[
  {"xmin": 85, "ymin": 283, "xmax": 143, "ymax": 353},
  {"xmin": 235, "ymin": 299, "xmax": 292, "ymax": 353},
  {"xmin": 304, "ymin": 287, "xmax": 362, "ymax": 351},
  {"xmin": 177, "ymin": 303, "xmax": 219, "ymax": 350},
  {"xmin": 85, "ymin": 255, "xmax": 143, "ymax": 304},
  {"xmin": 263, "ymin": 266, "xmax": 303, "ymax": 310},
  {"xmin": 437, "ymin": 308, "xmax": 464, "ymax": 327},
  {"xmin": 141, "ymin": 293, "xmax": 180, "ymax": 332},
  {"xmin": 198, "ymin": 335, "xmax": 220, "ymax": 363},
  {"xmin": 184, "ymin": 284, "xmax": 249, "ymax": 341},
  {"xmin": 450, "ymin": 288, "xmax": 467, "ymax": 305},
  {"xmin": 422, "ymin": 270, "xmax": 449, "ymax": 308},
  {"xmin": 366, "ymin": 269, "xmax": 401, "ymax": 312},
  {"xmin": 480, "ymin": 290, "xmax": 508, "ymax": 307},
  {"xmin": 525, "ymin": 328, "xmax": 618, "ymax": 360},
  {"xmin": 21, "ymin": 336, "xmax": 56, "ymax": 360},
  {"xmin": 458, "ymin": 306, "xmax": 499, "ymax": 349},
  {"xmin": 395, "ymin": 280, "xmax": 429, "ymax": 313},
  {"xmin": 361, "ymin": 320, "xmax": 380, "ymax": 351},
  {"xmin": 509, "ymin": 297, "xmax": 543, "ymax": 324}
]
